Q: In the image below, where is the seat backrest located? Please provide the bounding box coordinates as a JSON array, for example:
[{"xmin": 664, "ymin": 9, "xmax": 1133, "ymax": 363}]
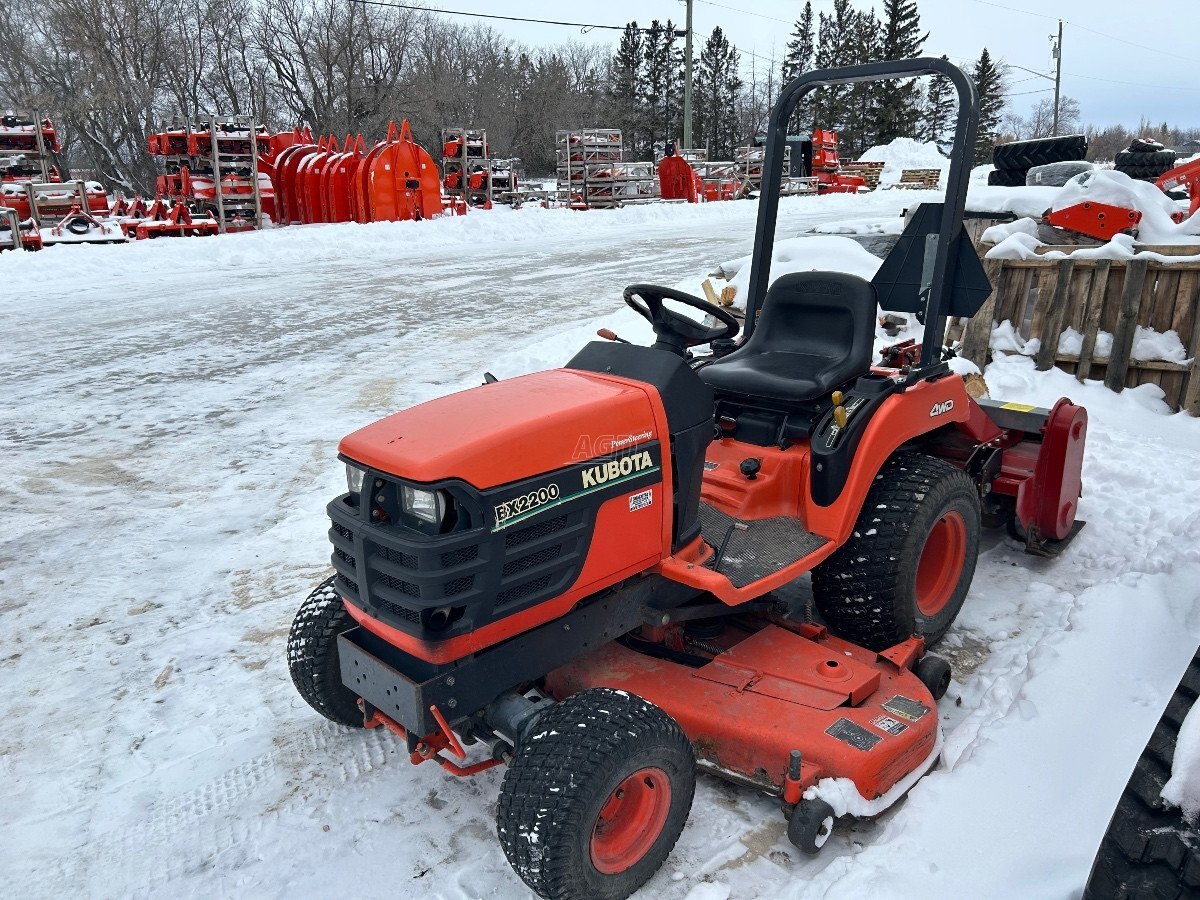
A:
[{"xmin": 745, "ymin": 270, "xmax": 877, "ymax": 369}]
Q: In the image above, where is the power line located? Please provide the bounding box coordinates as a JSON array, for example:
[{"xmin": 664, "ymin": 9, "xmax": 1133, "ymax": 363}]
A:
[
  {"xmin": 1067, "ymin": 21, "xmax": 1200, "ymax": 66},
  {"xmin": 1062, "ymin": 71, "xmax": 1200, "ymax": 93},
  {"xmin": 694, "ymin": 0, "xmax": 793, "ymax": 26},
  {"xmin": 346, "ymin": 0, "xmax": 667, "ymax": 33},
  {"xmin": 963, "ymin": 0, "xmax": 1200, "ymax": 64}
]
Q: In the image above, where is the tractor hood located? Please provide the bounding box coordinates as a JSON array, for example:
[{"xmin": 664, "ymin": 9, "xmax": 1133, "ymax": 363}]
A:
[{"xmin": 339, "ymin": 369, "xmax": 660, "ymax": 490}]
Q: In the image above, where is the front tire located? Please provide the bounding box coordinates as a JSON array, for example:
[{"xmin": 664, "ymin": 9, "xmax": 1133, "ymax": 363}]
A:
[
  {"xmin": 497, "ymin": 688, "xmax": 696, "ymax": 900},
  {"xmin": 812, "ymin": 453, "xmax": 981, "ymax": 651},
  {"xmin": 286, "ymin": 575, "xmax": 363, "ymax": 727}
]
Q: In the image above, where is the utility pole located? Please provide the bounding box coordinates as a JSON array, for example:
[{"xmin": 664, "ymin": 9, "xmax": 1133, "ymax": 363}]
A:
[
  {"xmin": 1051, "ymin": 19, "xmax": 1063, "ymax": 136},
  {"xmin": 683, "ymin": 0, "xmax": 694, "ymax": 149}
]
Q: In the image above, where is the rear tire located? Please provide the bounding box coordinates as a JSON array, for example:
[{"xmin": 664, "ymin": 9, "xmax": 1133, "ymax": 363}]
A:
[
  {"xmin": 286, "ymin": 575, "xmax": 364, "ymax": 727},
  {"xmin": 497, "ymin": 688, "xmax": 695, "ymax": 900},
  {"xmin": 812, "ymin": 453, "xmax": 981, "ymax": 651}
]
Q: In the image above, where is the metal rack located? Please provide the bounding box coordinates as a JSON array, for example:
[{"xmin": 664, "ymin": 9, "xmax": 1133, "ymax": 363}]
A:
[
  {"xmin": 441, "ymin": 127, "xmax": 494, "ymax": 208},
  {"xmin": 148, "ymin": 114, "xmax": 266, "ymax": 232},
  {"xmin": 204, "ymin": 115, "xmax": 265, "ymax": 232},
  {"xmin": 556, "ymin": 129, "xmax": 658, "ymax": 208},
  {"xmin": 0, "ymin": 111, "xmax": 57, "ymax": 185}
]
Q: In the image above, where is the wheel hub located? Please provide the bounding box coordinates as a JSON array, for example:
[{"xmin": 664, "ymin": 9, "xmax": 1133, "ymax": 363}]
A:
[
  {"xmin": 590, "ymin": 767, "xmax": 672, "ymax": 875},
  {"xmin": 915, "ymin": 510, "xmax": 968, "ymax": 617}
]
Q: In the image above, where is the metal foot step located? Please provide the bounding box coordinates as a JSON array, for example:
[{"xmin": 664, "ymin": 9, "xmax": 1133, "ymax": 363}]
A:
[{"xmin": 698, "ymin": 503, "xmax": 829, "ymax": 589}]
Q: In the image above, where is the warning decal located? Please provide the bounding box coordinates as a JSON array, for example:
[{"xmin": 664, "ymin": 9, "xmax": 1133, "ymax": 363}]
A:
[
  {"xmin": 882, "ymin": 695, "xmax": 931, "ymax": 722},
  {"xmin": 825, "ymin": 717, "xmax": 881, "ymax": 752},
  {"xmin": 871, "ymin": 714, "xmax": 908, "ymax": 736}
]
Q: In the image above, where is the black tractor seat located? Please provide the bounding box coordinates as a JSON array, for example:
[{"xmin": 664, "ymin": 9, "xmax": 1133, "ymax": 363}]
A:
[{"xmin": 699, "ymin": 271, "xmax": 878, "ymax": 406}]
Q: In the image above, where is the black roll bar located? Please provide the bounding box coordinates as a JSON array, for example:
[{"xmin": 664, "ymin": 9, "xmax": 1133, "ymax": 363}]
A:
[{"xmin": 743, "ymin": 57, "xmax": 979, "ymax": 370}]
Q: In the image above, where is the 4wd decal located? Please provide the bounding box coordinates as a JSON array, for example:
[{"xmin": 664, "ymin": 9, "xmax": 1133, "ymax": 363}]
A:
[
  {"xmin": 489, "ymin": 442, "xmax": 662, "ymax": 532},
  {"xmin": 929, "ymin": 399, "xmax": 955, "ymax": 417}
]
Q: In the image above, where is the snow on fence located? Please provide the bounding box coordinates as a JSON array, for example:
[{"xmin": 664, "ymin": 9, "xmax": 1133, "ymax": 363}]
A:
[{"xmin": 959, "ymin": 250, "xmax": 1200, "ymax": 414}]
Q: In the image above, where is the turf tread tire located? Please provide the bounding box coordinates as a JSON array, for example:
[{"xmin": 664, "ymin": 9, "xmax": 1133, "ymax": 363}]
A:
[
  {"xmin": 286, "ymin": 574, "xmax": 364, "ymax": 728},
  {"xmin": 1084, "ymin": 647, "xmax": 1200, "ymax": 899},
  {"xmin": 811, "ymin": 453, "xmax": 981, "ymax": 652},
  {"xmin": 497, "ymin": 688, "xmax": 696, "ymax": 900}
]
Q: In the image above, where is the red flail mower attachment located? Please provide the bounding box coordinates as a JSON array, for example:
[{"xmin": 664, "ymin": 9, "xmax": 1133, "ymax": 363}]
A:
[
  {"xmin": 0, "ymin": 206, "xmax": 42, "ymax": 251},
  {"xmin": 0, "ymin": 114, "xmax": 60, "ymax": 153},
  {"xmin": 110, "ymin": 194, "xmax": 151, "ymax": 238},
  {"xmin": 134, "ymin": 198, "xmax": 220, "ymax": 239},
  {"xmin": 42, "ymin": 204, "xmax": 126, "ymax": 246},
  {"xmin": 948, "ymin": 395, "xmax": 1088, "ymax": 556}
]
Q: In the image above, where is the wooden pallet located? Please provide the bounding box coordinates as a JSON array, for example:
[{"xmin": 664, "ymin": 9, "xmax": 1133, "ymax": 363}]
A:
[
  {"xmin": 958, "ymin": 252, "xmax": 1200, "ymax": 414},
  {"xmin": 890, "ymin": 167, "xmax": 943, "ymax": 190},
  {"xmin": 842, "ymin": 160, "xmax": 885, "ymax": 189}
]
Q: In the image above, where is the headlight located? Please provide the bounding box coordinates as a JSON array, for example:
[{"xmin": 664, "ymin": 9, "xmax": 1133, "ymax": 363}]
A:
[
  {"xmin": 402, "ymin": 485, "xmax": 446, "ymax": 525},
  {"xmin": 345, "ymin": 462, "xmax": 367, "ymax": 496}
]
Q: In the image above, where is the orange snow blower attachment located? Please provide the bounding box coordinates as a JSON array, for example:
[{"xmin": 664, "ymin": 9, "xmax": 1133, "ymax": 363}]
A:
[
  {"xmin": 359, "ymin": 121, "xmax": 441, "ymax": 222},
  {"xmin": 658, "ymin": 150, "xmax": 701, "ymax": 202},
  {"xmin": 271, "ymin": 121, "xmax": 440, "ymax": 225}
]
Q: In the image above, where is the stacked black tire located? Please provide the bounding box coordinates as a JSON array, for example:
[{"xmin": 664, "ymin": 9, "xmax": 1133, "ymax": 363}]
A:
[
  {"xmin": 1114, "ymin": 138, "xmax": 1177, "ymax": 182},
  {"xmin": 988, "ymin": 134, "xmax": 1088, "ymax": 187}
]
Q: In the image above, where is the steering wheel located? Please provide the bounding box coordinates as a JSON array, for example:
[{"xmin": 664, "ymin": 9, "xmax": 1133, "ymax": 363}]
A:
[{"xmin": 623, "ymin": 284, "xmax": 739, "ymax": 357}]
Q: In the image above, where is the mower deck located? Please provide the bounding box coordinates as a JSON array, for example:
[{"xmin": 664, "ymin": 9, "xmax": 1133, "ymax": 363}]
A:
[{"xmin": 545, "ymin": 624, "xmax": 937, "ymax": 802}]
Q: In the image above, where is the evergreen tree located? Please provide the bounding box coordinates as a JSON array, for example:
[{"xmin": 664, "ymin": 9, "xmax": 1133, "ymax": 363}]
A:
[
  {"xmin": 811, "ymin": 1, "xmax": 854, "ymax": 137},
  {"xmin": 694, "ymin": 27, "xmax": 743, "ymax": 159},
  {"xmin": 972, "ymin": 47, "xmax": 1005, "ymax": 165},
  {"xmin": 844, "ymin": 7, "xmax": 882, "ymax": 153},
  {"xmin": 811, "ymin": 0, "xmax": 879, "ymax": 151},
  {"xmin": 643, "ymin": 20, "xmax": 681, "ymax": 155},
  {"xmin": 781, "ymin": 2, "xmax": 815, "ymax": 132},
  {"xmin": 609, "ymin": 23, "xmax": 645, "ymax": 154},
  {"xmin": 922, "ymin": 54, "xmax": 955, "ymax": 146},
  {"xmin": 873, "ymin": 0, "xmax": 927, "ymax": 142}
]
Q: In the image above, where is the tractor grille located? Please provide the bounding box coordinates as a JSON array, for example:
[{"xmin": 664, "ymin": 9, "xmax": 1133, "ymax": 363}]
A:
[{"xmin": 327, "ymin": 481, "xmax": 591, "ymax": 640}]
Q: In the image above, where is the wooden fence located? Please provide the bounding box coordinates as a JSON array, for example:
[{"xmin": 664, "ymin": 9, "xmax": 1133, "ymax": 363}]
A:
[{"xmin": 958, "ymin": 251, "xmax": 1200, "ymax": 414}]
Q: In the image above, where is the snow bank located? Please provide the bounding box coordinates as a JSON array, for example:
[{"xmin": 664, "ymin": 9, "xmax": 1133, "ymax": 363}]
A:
[
  {"xmin": 989, "ymin": 319, "xmax": 1189, "ymax": 364},
  {"xmin": 708, "ymin": 235, "xmax": 883, "ymax": 308},
  {"xmin": 858, "ymin": 138, "xmax": 948, "ymax": 186},
  {"xmin": 806, "ymin": 732, "xmax": 943, "ymax": 818},
  {"xmin": 1163, "ymin": 701, "xmax": 1200, "ymax": 823},
  {"xmin": 1051, "ymin": 169, "xmax": 1200, "ymax": 244},
  {"xmin": 987, "ymin": 231, "xmax": 1200, "ymax": 263},
  {"xmin": 980, "ymin": 217, "xmax": 1040, "ymax": 244}
]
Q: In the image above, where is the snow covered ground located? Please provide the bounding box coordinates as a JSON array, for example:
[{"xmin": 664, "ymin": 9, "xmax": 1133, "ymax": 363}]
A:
[{"xmin": 3, "ymin": 187, "xmax": 1200, "ymax": 899}]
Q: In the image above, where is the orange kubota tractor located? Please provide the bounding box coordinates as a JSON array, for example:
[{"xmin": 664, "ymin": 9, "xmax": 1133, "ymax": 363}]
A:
[{"xmin": 287, "ymin": 59, "xmax": 1088, "ymax": 900}]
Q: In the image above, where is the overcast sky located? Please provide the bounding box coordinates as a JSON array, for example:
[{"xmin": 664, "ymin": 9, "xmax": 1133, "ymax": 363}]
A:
[{"xmin": 440, "ymin": 0, "xmax": 1199, "ymax": 129}]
